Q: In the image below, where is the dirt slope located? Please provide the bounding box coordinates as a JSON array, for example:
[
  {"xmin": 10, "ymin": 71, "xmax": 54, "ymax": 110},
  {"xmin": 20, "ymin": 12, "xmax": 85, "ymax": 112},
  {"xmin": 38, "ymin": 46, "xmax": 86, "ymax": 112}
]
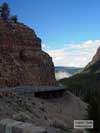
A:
[{"xmin": 0, "ymin": 90, "xmax": 87, "ymax": 129}]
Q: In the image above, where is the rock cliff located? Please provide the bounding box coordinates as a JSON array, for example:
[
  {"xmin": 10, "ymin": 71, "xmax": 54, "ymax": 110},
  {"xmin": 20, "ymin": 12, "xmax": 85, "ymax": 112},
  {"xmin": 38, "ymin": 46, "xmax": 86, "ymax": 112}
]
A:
[
  {"xmin": 84, "ymin": 46, "xmax": 100, "ymax": 72},
  {"xmin": 0, "ymin": 18, "xmax": 56, "ymax": 87}
]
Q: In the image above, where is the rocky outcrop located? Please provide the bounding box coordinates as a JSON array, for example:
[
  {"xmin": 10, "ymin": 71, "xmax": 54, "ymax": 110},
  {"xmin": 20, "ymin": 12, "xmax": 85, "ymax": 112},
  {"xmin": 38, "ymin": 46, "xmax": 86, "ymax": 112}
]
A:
[
  {"xmin": 0, "ymin": 18, "xmax": 56, "ymax": 87},
  {"xmin": 84, "ymin": 46, "xmax": 100, "ymax": 72}
]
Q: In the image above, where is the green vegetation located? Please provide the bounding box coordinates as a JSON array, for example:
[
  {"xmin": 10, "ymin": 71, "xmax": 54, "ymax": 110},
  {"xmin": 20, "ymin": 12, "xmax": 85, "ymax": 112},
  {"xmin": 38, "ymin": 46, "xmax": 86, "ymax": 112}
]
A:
[
  {"xmin": 0, "ymin": 2, "xmax": 9, "ymax": 20},
  {"xmin": 11, "ymin": 15, "xmax": 18, "ymax": 23},
  {"xmin": 87, "ymin": 93, "xmax": 100, "ymax": 133},
  {"xmin": 60, "ymin": 72, "xmax": 100, "ymax": 102},
  {"xmin": 60, "ymin": 69, "xmax": 100, "ymax": 132}
]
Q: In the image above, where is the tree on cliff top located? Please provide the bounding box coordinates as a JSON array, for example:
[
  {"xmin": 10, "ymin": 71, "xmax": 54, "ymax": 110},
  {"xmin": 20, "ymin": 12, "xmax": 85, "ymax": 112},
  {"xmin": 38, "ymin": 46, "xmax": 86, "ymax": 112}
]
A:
[
  {"xmin": 11, "ymin": 15, "xmax": 18, "ymax": 23},
  {"xmin": 0, "ymin": 2, "xmax": 10, "ymax": 20},
  {"xmin": 0, "ymin": 3, "xmax": 18, "ymax": 23}
]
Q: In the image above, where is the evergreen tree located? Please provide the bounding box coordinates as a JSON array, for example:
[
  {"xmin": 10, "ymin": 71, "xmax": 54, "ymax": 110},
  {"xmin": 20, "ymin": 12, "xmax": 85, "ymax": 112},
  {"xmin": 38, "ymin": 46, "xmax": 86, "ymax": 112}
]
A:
[
  {"xmin": 11, "ymin": 15, "xmax": 18, "ymax": 23},
  {"xmin": 0, "ymin": 2, "xmax": 10, "ymax": 20}
]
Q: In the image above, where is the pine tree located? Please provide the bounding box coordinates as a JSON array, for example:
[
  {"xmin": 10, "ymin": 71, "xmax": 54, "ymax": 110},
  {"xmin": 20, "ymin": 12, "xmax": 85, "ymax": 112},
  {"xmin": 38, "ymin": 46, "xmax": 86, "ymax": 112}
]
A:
[
  {"xmin": 11, "ymin": 15, "xmax": 18, "ymax": 23},
  {"xmin": 0, "ymin": 2, "xmax": 10, "ymax": 20}
]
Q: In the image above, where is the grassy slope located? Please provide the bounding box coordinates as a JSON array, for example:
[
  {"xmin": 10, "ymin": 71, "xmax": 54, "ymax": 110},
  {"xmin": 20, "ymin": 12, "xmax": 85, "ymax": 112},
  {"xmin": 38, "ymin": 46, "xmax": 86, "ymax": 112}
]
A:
[{"xmin": 60, "ymin": 72, "xmax": 100, "ymax": 102}]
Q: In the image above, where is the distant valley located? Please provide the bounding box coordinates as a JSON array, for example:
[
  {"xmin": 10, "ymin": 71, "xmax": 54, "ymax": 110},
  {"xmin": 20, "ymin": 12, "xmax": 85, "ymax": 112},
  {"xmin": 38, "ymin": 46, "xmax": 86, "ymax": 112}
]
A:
[{"xmin": 55, "ymin": 66, "xmax": 82, "ymax": 80}]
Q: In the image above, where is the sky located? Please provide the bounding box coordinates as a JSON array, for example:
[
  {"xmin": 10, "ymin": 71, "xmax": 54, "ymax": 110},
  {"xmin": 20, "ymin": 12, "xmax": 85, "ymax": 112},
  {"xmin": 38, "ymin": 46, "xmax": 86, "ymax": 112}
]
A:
[{"xmin": 0, "ymin": 0, "xmax": 100, "ymax": 67}]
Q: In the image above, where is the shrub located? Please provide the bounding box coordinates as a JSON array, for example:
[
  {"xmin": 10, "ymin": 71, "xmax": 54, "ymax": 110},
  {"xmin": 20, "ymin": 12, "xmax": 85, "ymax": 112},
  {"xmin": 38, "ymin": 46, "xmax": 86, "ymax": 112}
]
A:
[{"xmin": 11, "ymin": 15, "xmax": 18, "ymax": 23}]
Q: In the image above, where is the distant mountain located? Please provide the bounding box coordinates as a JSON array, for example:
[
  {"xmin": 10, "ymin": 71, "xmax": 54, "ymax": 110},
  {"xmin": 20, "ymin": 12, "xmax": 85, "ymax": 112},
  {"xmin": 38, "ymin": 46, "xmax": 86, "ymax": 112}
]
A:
[
  {"xmin": 55, "ymin": 66, "xmax": 82, "ymax": 74},
  {"xmin": 55, "ymin": 66, "xmax": 82, "ymax": 80},
  {"xmin": 84, "ymin": 47, "xmax": 100, "ymax": 73}
]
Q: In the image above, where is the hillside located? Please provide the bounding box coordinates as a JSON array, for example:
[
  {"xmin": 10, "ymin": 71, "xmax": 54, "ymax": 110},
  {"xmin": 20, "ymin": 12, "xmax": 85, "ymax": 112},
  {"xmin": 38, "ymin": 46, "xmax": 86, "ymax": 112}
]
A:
[
  {"xmin": 84, "ymin": 46, "xmax": 100, "ymax": 71},
  {"xmin": 59, "ymin": 46, "xmax": 100, "ymax": 132},
  {"xmin": 60, "ymin": 46, "xmax": 100, "ymax": 102}
]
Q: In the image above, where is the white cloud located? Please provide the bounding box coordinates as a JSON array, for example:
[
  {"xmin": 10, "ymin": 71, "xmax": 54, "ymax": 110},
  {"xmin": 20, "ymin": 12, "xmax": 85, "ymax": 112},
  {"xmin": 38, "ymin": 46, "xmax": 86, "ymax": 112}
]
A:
[
  {"xmin": 42, "ymin": 43, "xmax": 51, "ymax": 50},
  {"xmin": 42, "ymin": 43, "xmax": 46, "ymax": 49},
  {"xmin": 70, "ymin": 40, "xmax": 100, "ymax": 49},
  {"xmin": 46, "ymin": 40, "xmax": 100, "ymax": 67}
]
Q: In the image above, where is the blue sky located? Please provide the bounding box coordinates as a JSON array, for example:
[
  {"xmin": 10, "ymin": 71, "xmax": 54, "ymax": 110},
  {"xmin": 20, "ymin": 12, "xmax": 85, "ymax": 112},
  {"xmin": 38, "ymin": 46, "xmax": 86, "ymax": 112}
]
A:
[{"xmin": 0, "ymin": 0, "xmax": 100, "ymax": 67}]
